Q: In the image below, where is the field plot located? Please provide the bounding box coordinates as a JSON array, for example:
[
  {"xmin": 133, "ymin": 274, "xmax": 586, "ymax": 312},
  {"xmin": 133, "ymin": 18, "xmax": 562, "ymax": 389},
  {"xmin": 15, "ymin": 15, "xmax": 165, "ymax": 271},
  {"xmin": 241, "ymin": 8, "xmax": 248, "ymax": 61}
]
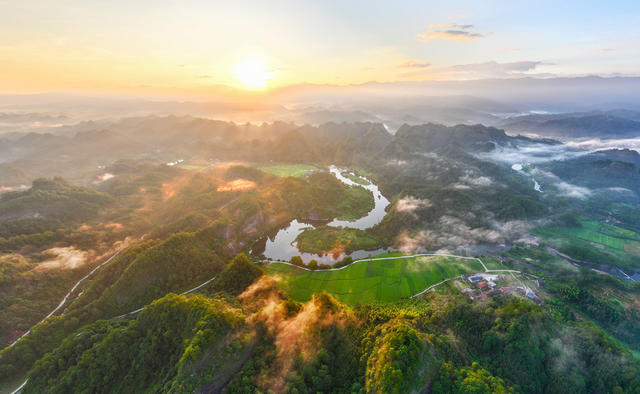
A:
[
  {"xmin": 266, "ymin": 255, "xmax": 485, "ymax": 304},
  {"xmin": 176, "ymin": 164, "xmax": 209, "ymax": 171},
  {"xmin": 539, "ymin": 220, "xmax": 640, "ymax": 257},
  {"xmin": 174, "ymin": 160, "xmax": 211, "ymax": 171},
  {"xmin": 258, "ymin": 164, "xmax": 320, "ymax": 177},
  {"xmin": 482, "ymin": 257, "xmax": 509, "ymax": 270}
]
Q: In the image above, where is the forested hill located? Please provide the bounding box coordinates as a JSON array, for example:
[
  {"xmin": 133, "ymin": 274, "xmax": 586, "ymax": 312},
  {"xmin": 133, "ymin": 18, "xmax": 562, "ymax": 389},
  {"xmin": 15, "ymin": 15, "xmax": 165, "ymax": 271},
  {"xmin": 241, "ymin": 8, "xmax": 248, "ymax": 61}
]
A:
[
  {"xmin": 3, "ymin": 115, "xmax": 640, "ymax": 392},
  {"xmin": 502, "ymin": 113, "xmax": 640, "ymax": 138},
  {"xmin": 0, "ymin": 116, "xmax": 543, "ymax": 187},
  {"xmin": 0, "ymin": 177, "xmax": 112, "ymax": 222},
  {"xmin": 17, "ymin": 257, "xmax": 640, "ymax": 393}
]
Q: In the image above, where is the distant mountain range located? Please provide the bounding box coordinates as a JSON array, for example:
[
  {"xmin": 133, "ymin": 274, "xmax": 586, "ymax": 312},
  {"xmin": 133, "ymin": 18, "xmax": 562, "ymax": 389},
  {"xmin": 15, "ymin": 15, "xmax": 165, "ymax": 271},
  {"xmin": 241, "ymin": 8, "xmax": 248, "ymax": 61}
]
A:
[{"xmin": 501, "ymin": 111, "xmax": 640, "ymax": 138}]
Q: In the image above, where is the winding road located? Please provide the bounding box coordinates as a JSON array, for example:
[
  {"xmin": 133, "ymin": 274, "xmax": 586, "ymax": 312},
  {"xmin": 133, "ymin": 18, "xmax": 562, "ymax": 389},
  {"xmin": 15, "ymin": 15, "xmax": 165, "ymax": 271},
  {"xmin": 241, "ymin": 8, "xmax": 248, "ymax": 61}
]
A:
[
  {"xmin": 5, "ymin": 261, "xmax": 218, "ymax": 394},
  {"xmin": 5, "ymin": 249, "xmax": 122, "ymax": 350},
  {"xmin": 112, "ymin": 275, "xmax": 218, "ymax": 319}
]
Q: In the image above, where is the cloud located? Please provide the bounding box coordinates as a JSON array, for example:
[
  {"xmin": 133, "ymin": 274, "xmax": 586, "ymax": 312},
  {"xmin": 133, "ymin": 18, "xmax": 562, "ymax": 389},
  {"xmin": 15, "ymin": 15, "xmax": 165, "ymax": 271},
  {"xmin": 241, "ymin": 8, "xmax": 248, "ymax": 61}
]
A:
[
  {"xmin": 554, "ymin": 181, "xmax": 592, "ymax": 199},
  {"xmin": 495, "ymin": 48, "xmax": 520, "ymax": 53},
  {"xmin": 445, "ymin": 60, "xmax": 550, "ymax": 79},
  {"xmin": 359, "ymin": 66, "xmax": 376, "ymax": 71},
  {"xmin": 428, "ymin": 23, "xmax": 474, "ymax": 29},
  {"xmin": 395, "ymin": 216, "xmax": 532, "ymax": 251},
  {"xmin": 476, "ymin": 141, "xmax": 595, "ymax": 198},
  {"xmin": 531, "ymin": 169, "xmax": 592, "ymax": 199},
  {"xmin": 396, "ymin": 60, "xmax": 431, "ymax": 69},
  {"xmin": 449, "ymin": 60, "xmax": 542, "ymax": 74},
  {"xmin": 565, "ymin": 137, "xmax": 640, "ymax": 153},
  {"xmin": 607, "ymin": 187, "xmax": 634, "ymax": 195},
  {"xmin": 399, "ymin": 60, "xmax": 553, "ymax": 79},
  {"xmin": 454, "ymin": 174, "xmax": 493, "ymax": 189},
  {"xmin": 37, "ymin": 246, "xmax": 91, "ymax": 271},
  {"xmin": 476, "ymin": 141, "xmax": 586, "ymax": 165},
  {"xmin": 196, "ymin": 75, "xmax": 212, "ymax": 79},
  {"xmin": 395, "ymin": 196, "xmax": 432, "ymax": 216},
  {"xmin": 418, "ymin": 29, "xmax": 484, "ymax": 42},
  {"xmin": 387, "ymin": 159, "xmax": 408, "ymax": 166},
  {"xmin": 599, "ymin": 48, "xmax": 615, "ymax": 52},
  {"xmin": 418, "ymin": 23, "xmax": 483, "ymax": 42}
]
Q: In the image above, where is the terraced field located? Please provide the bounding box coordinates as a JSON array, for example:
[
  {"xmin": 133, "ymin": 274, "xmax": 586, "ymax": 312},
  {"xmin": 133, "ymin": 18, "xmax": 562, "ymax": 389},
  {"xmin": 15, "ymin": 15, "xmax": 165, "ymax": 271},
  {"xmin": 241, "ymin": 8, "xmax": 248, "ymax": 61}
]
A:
[{"xmin": 266, "ymin": 254, "xmax": 485, "ymax": 304}]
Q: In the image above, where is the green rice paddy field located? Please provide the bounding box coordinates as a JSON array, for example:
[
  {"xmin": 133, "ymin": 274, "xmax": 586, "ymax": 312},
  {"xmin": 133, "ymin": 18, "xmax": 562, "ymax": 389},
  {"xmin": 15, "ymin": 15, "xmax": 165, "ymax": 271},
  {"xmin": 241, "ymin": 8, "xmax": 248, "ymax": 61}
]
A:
[
  {"xmin": 538, "ymin": 220, "xmax": 640, "ymax": 256},
  {"xmin": 266, "ymin": 255, "xmax": 485, "ymax": 304},
  {"xmin": 258, "ymin": 164, "xmax": 320, "ymax": 177}
]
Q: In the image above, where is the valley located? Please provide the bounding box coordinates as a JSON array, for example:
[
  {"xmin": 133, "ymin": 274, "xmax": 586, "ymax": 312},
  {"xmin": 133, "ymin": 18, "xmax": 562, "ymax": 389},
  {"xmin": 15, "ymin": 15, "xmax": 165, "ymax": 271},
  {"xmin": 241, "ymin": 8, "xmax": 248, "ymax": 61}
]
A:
[
  {"xmin": 1, "ymin": 116, "xmax": 640, "ymax": 393},
  {"xmin": 5, "ymin": 2, "xmax": 640, "ymax": 392}
]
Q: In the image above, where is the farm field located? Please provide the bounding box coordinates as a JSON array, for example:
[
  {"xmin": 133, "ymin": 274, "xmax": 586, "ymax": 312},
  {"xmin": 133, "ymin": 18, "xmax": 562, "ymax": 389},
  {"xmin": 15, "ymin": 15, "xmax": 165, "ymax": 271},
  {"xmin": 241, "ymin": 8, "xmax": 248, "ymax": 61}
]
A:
[
  {"xmin": 538, "ymin": 220, "xmax": 640, "ymax": 256},
  {"xmin": 176, "ymin": 163, "xmax": 209, "ymax": 171},
  {"xmin": 265, "ymin": 254, "xmax": 485, "ymax": 304},
  {"xmin": 482, "ymin": 257, "xmax": 509, "ymax": 270},
  {"xmin": 258, "ymin": 164, "xmax": 321, "ymax": 177}
]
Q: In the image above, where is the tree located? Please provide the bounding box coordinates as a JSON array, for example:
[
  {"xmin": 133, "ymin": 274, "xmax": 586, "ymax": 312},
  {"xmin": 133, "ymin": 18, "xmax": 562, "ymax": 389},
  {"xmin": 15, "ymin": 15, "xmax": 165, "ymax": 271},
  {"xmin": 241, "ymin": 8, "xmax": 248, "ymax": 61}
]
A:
[{"xmin": 290, "ymin": 256, "xmax": 303, "ymax": 267}]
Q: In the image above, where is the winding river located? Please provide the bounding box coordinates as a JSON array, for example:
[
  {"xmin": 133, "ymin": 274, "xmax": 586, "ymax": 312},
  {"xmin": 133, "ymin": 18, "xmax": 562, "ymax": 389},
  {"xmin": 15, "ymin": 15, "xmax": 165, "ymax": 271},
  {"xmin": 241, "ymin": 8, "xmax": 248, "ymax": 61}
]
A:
[{"xmin": 256, "ymin": 166, "xmax": 391, "ymax": 264}]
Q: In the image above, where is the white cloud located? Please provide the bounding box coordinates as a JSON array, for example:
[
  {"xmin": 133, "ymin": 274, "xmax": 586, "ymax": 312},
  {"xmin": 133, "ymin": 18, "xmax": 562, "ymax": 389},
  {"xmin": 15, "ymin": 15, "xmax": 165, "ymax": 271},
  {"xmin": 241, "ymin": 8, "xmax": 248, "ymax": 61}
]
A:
[
  {"xmin": 400, "ymin": 60, "xmax": 554, "ymax": 79},
  {"xmin": 565, "ymin": 137, "xmax": 640, "ymax": 153},
  {"xmin": 418, "ymin": 29, "xmax": 484, "ymax": 42},
  {"xmin": 418, "ymin": 24, "xmax": 483, "ymax": 42},
  {"xmin": 531, "ymin": 169, "xmax": 592, "ymax": 199},
  {"xmin": 395, "ymin": 196, "xmax": 432, "ymax": 216},
  {"xmin": 397, "ymin": 60, "xmax": 431, "ymax": 68},
  {"xmin": 395, "ymin": 215, "xmax": 532, "ymax": 250},
  {"xmin": 476, "ymin": 141, "xmax": 586, "ymax": 165}
]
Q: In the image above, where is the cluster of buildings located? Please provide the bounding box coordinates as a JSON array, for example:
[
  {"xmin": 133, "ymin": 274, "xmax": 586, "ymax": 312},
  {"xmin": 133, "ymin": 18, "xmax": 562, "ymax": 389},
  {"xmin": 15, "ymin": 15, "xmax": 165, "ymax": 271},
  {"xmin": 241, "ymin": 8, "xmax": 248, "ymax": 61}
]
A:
[{"xmin": 460, "ymin": 274, "xmax": 541, "ymax": 304}]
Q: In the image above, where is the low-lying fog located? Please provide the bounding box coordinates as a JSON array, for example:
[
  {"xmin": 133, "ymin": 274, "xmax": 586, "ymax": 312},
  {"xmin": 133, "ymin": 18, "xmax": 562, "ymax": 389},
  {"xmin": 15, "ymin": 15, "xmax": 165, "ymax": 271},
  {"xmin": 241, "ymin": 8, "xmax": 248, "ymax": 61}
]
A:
[{"xmin": 477, "ymin": 141, "xmax": 586, "ymax": 165}]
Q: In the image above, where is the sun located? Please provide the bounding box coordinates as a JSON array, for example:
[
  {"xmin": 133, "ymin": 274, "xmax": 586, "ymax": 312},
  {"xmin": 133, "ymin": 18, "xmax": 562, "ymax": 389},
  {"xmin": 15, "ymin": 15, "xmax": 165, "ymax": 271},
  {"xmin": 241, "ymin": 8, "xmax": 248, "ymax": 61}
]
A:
[{"xmin": 232, "ymin": 55, "xmax": 273, "ymax": 90}]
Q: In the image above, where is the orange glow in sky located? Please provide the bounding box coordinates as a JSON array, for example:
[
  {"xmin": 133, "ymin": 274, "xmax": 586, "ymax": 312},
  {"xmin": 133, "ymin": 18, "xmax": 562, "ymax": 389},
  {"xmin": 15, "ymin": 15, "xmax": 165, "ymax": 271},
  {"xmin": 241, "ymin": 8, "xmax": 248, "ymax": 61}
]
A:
[{"xmin": 0, "ymin": 1, "xmax": 636, "ymax": 96}]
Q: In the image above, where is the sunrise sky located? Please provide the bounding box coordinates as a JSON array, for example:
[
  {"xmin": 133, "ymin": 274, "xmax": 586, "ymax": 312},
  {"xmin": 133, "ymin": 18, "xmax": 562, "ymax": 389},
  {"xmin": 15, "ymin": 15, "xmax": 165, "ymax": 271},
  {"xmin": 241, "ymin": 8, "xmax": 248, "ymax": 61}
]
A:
[{"xmin": 1, "ymin": 0, "xmax": 639, "ymax": 95}]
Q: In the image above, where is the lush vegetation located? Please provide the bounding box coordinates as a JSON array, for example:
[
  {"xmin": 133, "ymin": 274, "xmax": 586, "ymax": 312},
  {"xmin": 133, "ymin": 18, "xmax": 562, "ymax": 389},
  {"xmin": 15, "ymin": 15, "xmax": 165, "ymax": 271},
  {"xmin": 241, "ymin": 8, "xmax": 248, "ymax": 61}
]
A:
[
  {"xmin": 258, "ymin": 164, "xmax": 321, "ymax": 178},
  {"xmin": 537, "ymin": 219, "xmax": 640, "ymax": 270},
  {"xmin": 0, "ymin": 225, "xmax": 231, "ymax": 383},
  {"xmin": 206, "ymin": 253, "xmax": 264, "ymax": 295},
  {"xmin": 17, "ymin": 284, "xmax": 640, "ymax": 393},
  {"xmin": 4, "ymin": 117, "xmax": 640, "ymax": 392},
  {"xmin": 23, "ymin": 294, "xmax": 244, "ymax": 393},
  {"xmin": 265, "ymin": 254, "xmax": 485, "ymax": 304},
  {"xmin": 341, "ymin": 171, "xmax": 371, "ymax": 185},
  {"xmin": 0, "ymin": 178, "xmax": 114, "ymax": 252},
  {"xmin": 295, "ymin": 226, "xmax": 381, "ymax": 254}
]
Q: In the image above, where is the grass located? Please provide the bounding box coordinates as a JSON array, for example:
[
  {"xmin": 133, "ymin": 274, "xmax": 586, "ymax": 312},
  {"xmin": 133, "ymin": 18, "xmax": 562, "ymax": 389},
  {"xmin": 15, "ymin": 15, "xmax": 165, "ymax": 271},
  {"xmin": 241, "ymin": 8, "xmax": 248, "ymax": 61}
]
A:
[
  {"xmin": 535, "ymin": 219, "xmax": 640, "ymax": 271},
  {"xmin": 258, "ymin": 164, "xmax": 320, "ymax": 178},
  {"xmin": 295, "ymin": 224, "xmax": 380, "ymax": 253},
  {"xmin": 266, "ymin": 254, "xmax": 485, "ymax": 305},
  {"xmin": 482, "ymin": 257, "xmax": 508, "ymax": 270},
  {"xmin": 538, "ymin": 220, "xmax": 640, "ymax": 257},
  {"xmin": 176, "ymin": 164, "xmax": 208, "ymax": 171}
]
